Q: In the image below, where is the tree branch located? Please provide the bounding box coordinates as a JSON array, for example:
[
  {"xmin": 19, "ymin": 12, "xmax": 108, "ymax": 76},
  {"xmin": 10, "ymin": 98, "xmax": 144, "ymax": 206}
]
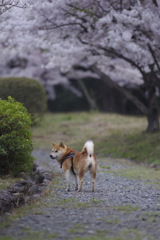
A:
[
  {"xmin": 101, "ymin": 46, "xmax": 147, "ymax": 78},
  {"xmin": 148, "ymin": 43, "xmax": 160, "ymax": 75},
  {"xmin": 152, "ymin": 0, "xmax": 158, "ymax": 7}
]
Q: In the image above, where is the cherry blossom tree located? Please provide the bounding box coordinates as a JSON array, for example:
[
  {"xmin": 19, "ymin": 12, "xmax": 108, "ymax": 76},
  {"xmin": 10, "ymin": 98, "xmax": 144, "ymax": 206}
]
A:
[
  {"xmin": 0, "ymin": 1, "xmax": 87, "ymax": 100},
  {"xmin": 0, "ymin": 0, "xmax": 26, "ymax": 15},
  {"xmin": 33, "ymin": 0, "xmax": 160, "ymax": 131}
]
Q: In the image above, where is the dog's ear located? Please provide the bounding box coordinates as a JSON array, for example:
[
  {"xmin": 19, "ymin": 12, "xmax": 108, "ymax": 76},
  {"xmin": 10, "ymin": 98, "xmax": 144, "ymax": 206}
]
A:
[
  {"xmin": 59, "ymin": 141, "xmax": 65, "ymax": 148},
  {"xmin": 52, "ymin": 142, "xmax": 55, "ymax": 146}
]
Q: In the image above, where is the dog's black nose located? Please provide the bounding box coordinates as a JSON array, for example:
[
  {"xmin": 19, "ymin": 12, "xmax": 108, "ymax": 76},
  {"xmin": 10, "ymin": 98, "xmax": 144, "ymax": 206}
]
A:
[{"xmin": 50, "ymin": 154, "xmax": 52, "ymax": 158}]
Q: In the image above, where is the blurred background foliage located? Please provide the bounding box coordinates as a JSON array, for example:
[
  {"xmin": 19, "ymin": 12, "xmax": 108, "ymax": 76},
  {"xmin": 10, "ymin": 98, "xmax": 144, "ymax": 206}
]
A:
[{"xmin": 0, "ymin": 77, "xmax": 47, "ymax": 125}]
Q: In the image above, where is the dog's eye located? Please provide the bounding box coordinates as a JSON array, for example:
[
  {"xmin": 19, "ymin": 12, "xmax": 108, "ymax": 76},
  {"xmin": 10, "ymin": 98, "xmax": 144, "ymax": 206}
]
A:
[{"xmin": 55, "ymin": 150, "xmax": 58, "ymax": 153}]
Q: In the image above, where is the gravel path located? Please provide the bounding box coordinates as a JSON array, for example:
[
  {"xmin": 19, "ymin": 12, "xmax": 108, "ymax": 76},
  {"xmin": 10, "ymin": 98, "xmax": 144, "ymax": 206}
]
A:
[{"xmin": 0, "ymin": 149, "xmax": 160, "ymax": 240}]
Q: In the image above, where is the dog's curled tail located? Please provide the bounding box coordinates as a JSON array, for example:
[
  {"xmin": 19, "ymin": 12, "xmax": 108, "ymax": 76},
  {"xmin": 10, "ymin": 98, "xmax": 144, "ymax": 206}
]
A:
[{"xmin": 82, "ymin": 140, "xmax": 94, "ymax": 157}]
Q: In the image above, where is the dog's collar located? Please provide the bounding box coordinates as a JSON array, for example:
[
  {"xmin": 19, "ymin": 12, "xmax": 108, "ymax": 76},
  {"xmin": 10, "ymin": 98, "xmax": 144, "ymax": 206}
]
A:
[{"xmin": 60, "ymin": 152, "xmax": 76, "ymax": 175}]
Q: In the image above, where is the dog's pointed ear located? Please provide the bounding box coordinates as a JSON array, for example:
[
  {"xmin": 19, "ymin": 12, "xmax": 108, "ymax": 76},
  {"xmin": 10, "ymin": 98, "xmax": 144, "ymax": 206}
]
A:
[
  {"xmin": 59, "ymin": 141, "xmax": 65, "ymax": 148},
  {"xmin": 52, "ymin": 142, "xmax": 55, "ymax": 146}
]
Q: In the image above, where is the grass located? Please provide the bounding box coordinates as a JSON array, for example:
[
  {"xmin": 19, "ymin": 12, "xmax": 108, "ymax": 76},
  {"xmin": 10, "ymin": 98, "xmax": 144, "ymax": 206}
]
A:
[
  {"xmin": 0, "ymin": 176, "xmax": 18, "ymax": 191},
  {"xmin": 113, "ymin": 205, "xmax": 139, "ymax": 213},
  {"xmin": 69, "ymin": 224, "xmax": 86, "ymax": 234},
  {"xmin": 19, "ymin": 231, "xmax": 58, "ymax": 240},
  {"xmin": 98, "ymin": 217, "xmax": 120, "ymax": 224},
  {"xmin": 0, "ymin": 231, "xmax": 59, "ymax": 240},
  {"xmin": 0, "ymin": 237, "xmax": 13, "ymax": 240},
  {"xmin": 73, "ymin": 228, "xmax": 153, "ymax": 240},
  {"xmin": 103, "ymin": 130, "xmax": 160, "ymax": 165},
  {"xmin": 48, "ymin": 196, "xmax": 104, "ymax": 209},
  {"xmin": 117, "ymin": 167, "xmax": 160, "ymax": 182},
  {"xmin": 100, "ymin": 158, "xmax": 160, "ymax": 185},
  {"xmin": 32, "ymin": 112, "xmax": 160, "ymax": 165}
]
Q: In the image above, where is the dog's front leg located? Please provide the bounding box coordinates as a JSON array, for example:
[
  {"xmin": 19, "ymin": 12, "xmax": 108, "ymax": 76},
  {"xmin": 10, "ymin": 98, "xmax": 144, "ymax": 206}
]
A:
[{"xmin": 65, "ymin": 170, "xmax": 71, "ymax": 191}]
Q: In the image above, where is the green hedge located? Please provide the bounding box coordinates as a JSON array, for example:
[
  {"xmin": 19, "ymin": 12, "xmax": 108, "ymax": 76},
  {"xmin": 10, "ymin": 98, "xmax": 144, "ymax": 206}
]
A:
[
  {"xmin": 0, "ymin": 77, "xmax": 47, "ymax": 124},
  {"xmin": 0, "ymin": 97, "xmax": 34, "ymax": 176}
]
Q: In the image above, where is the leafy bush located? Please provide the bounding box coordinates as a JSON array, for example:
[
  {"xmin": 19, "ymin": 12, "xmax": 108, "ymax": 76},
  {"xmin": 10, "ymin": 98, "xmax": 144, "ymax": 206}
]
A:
[
  {"xmin": 0, "ymin": 77, "xmax": 47, "ymax": 124},
  {"xmin": 0, "ymin": 97, "xmax": 34, "ymax": 176}
]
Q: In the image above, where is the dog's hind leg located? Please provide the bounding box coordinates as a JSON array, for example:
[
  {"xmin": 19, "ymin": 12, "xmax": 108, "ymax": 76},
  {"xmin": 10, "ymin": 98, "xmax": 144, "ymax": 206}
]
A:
[
  {"xmin": 74, "ymin": 175, "xmax": 78, "ymax": 191},
  {"xmin": 89, "ymin": 164, "xmax": 97, "ymax": 192},
  {"xmin": 77, "ymin": 170, "xmax": 84, "ymax": 192},
  {"xmin": 65, "ymin": 170, "xmax": 71, "ymax": 191}
]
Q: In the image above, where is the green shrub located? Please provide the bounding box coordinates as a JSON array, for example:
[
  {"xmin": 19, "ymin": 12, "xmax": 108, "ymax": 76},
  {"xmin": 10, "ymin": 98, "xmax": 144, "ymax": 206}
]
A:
[
  {"xmin": 0, "ymin": 77, "xmax": 47, "ymax": 124},
  {"xmin": 0, "ymin": 97, "xmax": 34, "ymax": 176}
]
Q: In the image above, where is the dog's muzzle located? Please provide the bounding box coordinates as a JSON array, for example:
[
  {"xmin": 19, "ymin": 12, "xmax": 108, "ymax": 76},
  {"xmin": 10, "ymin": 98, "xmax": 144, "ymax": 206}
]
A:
[{"xmin": 50, "ymin": 154, "xmax": 56, "ymax": 159}]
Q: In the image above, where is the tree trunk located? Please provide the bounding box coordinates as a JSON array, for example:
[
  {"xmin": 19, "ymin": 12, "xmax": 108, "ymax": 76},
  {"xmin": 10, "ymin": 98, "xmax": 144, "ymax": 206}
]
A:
[
  {"xmin": 90, "ymin": 65, "xmax": 160, "ymax": 131},
  {"xmin": 146, "ymin": 88, "xmax": 159, "ymax": 132},
  {"xmin": 147, "ymin": 108, "xmax": 159, "ymax": 132},
  {"xmin": 77, "ymin": 79, "xmax": 98, "ymax": 110}
]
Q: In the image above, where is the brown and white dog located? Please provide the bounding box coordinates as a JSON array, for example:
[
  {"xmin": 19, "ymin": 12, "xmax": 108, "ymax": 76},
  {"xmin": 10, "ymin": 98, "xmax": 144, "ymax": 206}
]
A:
[{"xmin": 50, "ymin": 140, "xmax": 97, "ymax": 192}]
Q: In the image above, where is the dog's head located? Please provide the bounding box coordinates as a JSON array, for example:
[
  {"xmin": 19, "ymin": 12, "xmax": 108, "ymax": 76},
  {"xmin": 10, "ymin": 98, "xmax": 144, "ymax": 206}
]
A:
[{"xmin": 50, "ymin": 141, "xmax": 66, "ymax": 161}]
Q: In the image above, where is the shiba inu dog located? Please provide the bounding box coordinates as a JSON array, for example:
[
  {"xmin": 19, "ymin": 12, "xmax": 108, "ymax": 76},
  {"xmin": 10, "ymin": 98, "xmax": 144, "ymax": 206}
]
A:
[{"xmin": 50, "ymin": 140, "xmax": 97, "ymax": 192}]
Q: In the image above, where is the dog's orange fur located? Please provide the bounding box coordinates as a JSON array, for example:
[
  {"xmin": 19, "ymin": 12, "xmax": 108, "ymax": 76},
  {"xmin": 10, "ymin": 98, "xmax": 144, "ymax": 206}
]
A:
[{"xmin": 50, "ymin": 141, "xmax": 97, "ymax": 192}]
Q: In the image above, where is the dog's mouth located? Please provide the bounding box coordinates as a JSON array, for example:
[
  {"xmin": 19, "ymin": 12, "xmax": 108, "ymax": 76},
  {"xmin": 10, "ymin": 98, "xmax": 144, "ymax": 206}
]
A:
[{"xmin": 50, "ymin": 155, "xmax": 57, "ymax": 160}]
